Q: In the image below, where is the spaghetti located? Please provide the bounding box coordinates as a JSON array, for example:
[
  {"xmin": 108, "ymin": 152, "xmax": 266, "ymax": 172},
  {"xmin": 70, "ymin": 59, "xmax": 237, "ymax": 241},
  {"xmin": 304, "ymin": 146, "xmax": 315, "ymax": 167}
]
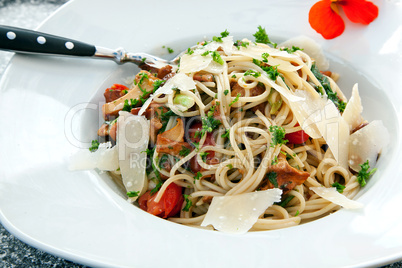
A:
[{"xmin": 93, "ymin": 28, "xmax": 385, "ymax": 232}]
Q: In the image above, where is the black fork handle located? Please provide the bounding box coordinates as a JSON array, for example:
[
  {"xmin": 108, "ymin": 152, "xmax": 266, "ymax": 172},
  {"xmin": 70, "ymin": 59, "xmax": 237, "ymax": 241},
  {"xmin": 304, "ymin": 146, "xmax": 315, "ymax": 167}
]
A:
[{"xmin": 0, "ymin": 25, "xmax": 96, "ymax": 57}]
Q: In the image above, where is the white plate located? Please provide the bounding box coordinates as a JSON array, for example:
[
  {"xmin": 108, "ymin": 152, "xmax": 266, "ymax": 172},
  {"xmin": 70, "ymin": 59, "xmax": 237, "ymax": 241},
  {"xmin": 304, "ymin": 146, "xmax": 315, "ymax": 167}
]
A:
[{"xmin": 0, "ymin": 0, "xmax": 401, "ymax": 267}]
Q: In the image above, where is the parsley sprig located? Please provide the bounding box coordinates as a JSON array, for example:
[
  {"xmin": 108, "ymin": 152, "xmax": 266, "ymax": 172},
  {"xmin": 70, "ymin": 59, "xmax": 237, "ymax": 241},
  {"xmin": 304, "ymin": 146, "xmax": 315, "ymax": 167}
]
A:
[
  {"xmin": 202, "ymin": 50, "xmax": 224, "ymax": 65},
  {"xmin": 126, "ymin": 191, "xmax": 139, "ymax": 197},
  {"xmin": 229, "ymin": 93, "xmax": 241, "ymax": 107},
  {"xmin": 212, "ymin": 30, "xmax": 229, "ymax": 43},
  {"xmin": 196, "ymin": 105, "xmax": 221, "ymax": 138},
  {"xmin": 253, "ymin": 59, "xmax": 280, "ymax": 80},
  {"xmin": 269, "ymin": 126, "xmax": 288, "ymax": 147},
  {"xmin": 194, "ymin": 172, "xmax": 202, "ymax": 183},
  {"xmin": 179, "ymin": 146, "xmax": 191, "ymax": 157},
  {"xmin": 122, "ymin": 98, "xmax": 139, "ymax": 112},
  {"xmin": 89, "ymin": 140, "xmax": 100, "ymax": 152},
  {"xmin": 234, "ymin": 40, "xmax": 250, "ymax": 49},
  {"xmin": 244, "ymin": 69, "xmax": 261, "ymax": 78},
  {"xmin": 182, "ymin": 194, "xmax": 193, "ymax": 212},
  {"xmin": 253, "ymin": 26, "xmax": 277, "ymax": 48},
  {"xmin": 357, "ymin": 160, "xmax": 377, "ymax": 187},
  {"xmin": 280, "ymin": 46, "xmax": 302, "ymax": 54},
  {"xmin": 331, "ymin": 182, "xmax": 346, "ymax": 193}
]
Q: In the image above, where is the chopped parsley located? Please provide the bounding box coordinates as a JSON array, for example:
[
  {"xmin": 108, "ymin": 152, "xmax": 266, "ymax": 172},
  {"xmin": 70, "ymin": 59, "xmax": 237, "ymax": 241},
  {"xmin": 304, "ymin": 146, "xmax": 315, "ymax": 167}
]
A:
[
  {"xmin": 162, "ymin": 45, "xmax": 174, "ymax": 53},
  {"xmin": 135, "ymin": 72, "xmax": 149, "ymax": 86},
  {"xmin": 277, "ymin": 195, "xmax": 294, "ymax": 207},
  {"xmin": 192, "ymin": 141, "xmax": 200, "ymax": 150},
  {"xmin": 211, "ymin": 51, "xmax": 224, "ymax": 65},
  {"xmin": 280, "ymin": 46, "xmax": 302, "ymax": 54},
  {"xmin": 158, "ymin": 154, "xmax": 170, "ymax": 169},
  {"xmin": 122, "ymin": 98, "xmax": 139, "ymax": 112},
  {"xmin": 89, "ymin": 140, "xmax": 100, "ymax": 152},
  {"xmin": 200, "ymin": 152, "xmax": 210, "ymax": 162},
  {"xmin": 253, "ymin": 25, "xmax": 277, "ymax": 48},
  {"xmin": 196, "ymin": 105, "xmax": 221, "ymax": 138},
  {"xmin": 244, "ymin": 69, "xmax": 261, "ymax": 78},
  {"xmin": 186, "ymin": 47, "xmax": 194, "ymax": 55},
  {"xmin": 134, "ymin": 73, "xmax": 152, "ymax": 103},
  {"xmin": 126, "ymin": 191, "xmax": 139, "ymax": 197},
  {"xmin": 153, "ymin": 79, "xmax": 165, "ymax": 93},
  {"xmin": 201, "ymin": 50, "xmax": 224, "ymax": 65},
  {"xmin": 150, "ymin": 181, "xmax": 162, "ymax": 195},
  {"xmin": 266, "ymin": 172, "xmax": 278, "ymax": 188},
  {"xmin": 194, "ymin": 171, "xmax": 202, "ymax": 182},
  {"xmin": 224, "ymin": 89, "xmax": 229, "ymax": 96},
  {"xmin": 311, "ymin": 63, "xmax": 347, "ymax": 112},
  {"xmin": 221, "ymin": 129, "xmax": 230, "ymax": 138},
  {"xmin": 253, "ymin": 59, "xmax": 280, "ymax": 80},
  {"xmin": 179, "ymin": 146, "xmax": 191, "ymax": 157},
  {"xmin": 234, "ymin": 40, "xmax": 250, "ymax": 49},
  {"xmin": 261, "ymin": 52, "xmax": 269, "ymax": 62},
  {"xmin": 229, "ymin": 93, "xmax": 241, "ymax": 107},
  {"xmin": 201, "ymin": 115, "xmax": 221, "ymax": 133},
  {"xmin": 357, "ymin": 160, "xmax": 377, "ymax": 187},
  {"xmin": 271, "ymin": 155, "xmax": 278, "ymax": 165},
  {"xmin": 182, "ymin": 194, "xmax": 193, "ymax": 212},
  {"xmin": 212, "ymin": 29, "xmax": 230, "ymax": 43},
  {"xmin": 226, "ymin": 164, "xmax": 233, "ymax": 169},
  {"xmin": 269, "ymin": 126, "xmax": 288, "ymax": 147},
  {"xmin": 331, "ymin": 182, "xmax": 346, "ymax": 193}
]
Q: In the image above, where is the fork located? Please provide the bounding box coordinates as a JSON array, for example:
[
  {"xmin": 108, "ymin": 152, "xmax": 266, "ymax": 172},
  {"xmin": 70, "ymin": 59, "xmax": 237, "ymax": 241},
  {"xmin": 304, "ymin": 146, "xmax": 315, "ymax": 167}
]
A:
[{"xmin": 0, "ymin": 25, "xmax": 180, "ymax": 66}]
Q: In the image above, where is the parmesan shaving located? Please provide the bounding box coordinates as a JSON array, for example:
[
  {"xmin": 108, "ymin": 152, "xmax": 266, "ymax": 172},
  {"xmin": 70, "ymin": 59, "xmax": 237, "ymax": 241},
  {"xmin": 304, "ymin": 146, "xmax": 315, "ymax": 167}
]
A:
[
  {"xmin": 117, "ymin": 111, "xmax": 150, "ymax": 202},
  {"xmin": 342, "ymin": 84, "xmax": 363, "ymax": 131},
  {"xmin": 69, "ymin": 142, "xmax": 119, "ymax": 171},
  {"xmin": 290, "ymin": 90, "xmax": 349, "ymax": 169},
  {"xmin": 310, "ymin": 187, "xmax": 363, "ymax": 209},
  {"xmin": 138, "ymin": 73, "xmax": 196, "ymax": 115},
  {"xmin": 179, "ymin": 54, "xmax": 212, "ymax": 74},
  {"xmin": 348, "ymin": 120, "xmax": 389, "ymax": 171},
  {"xmin": 201, "ymin": 189, "xmax": 282, "ymax": 234}
]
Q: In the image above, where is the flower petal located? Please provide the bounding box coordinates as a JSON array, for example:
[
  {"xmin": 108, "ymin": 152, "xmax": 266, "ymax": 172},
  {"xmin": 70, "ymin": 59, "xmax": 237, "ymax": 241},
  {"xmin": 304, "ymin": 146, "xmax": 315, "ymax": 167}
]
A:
[
  {"xmin": 309, "ymin": 0, "xmax": 345, "ymax": 39},
  {"xmin": 341, "ymin": 0, "xmax": 379, "ymax": 25}
]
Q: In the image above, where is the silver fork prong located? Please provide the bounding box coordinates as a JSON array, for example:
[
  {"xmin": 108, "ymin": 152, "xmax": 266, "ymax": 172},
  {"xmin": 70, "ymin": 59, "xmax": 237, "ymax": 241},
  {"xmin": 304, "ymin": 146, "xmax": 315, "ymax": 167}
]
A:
[{"xmin": 94, "ymin": 46, "xmax": 177, "ymax": 66}]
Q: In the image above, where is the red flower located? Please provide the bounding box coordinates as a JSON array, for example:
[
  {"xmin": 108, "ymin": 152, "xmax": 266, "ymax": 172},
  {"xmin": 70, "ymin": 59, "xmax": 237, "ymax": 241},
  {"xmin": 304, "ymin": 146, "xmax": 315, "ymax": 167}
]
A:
[{"xmin": 309, "ymin": 0, "xmax": 379, "ymax": 39}]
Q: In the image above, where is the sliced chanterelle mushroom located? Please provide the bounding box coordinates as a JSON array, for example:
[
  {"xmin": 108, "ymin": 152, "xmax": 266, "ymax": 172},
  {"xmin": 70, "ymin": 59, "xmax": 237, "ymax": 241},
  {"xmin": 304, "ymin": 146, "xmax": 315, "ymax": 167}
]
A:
[
  {"xmin": 160, "ymin": 118, "xmax": 185, "ymax": 142},
  {"xmin": 102, "ymin": 71, "xmax": 162, "ymax": 120},
  {"xmin": 156, "ymin": 118, "xmax": 192, "ymax": 157},
  {"xmin": 259, "ymin": 153, "xmax": 310, "ymax": 194}
]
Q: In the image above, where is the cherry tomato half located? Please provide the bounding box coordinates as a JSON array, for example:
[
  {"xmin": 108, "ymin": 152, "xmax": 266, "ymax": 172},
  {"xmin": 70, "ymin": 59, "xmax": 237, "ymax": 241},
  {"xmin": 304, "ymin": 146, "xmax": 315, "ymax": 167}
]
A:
[
  {"xmin": 138, "ymin": 182, "xmax": 183, "ymax": 218},
  {"xmin": 285, "ymin": 124, "xmax": 310, "ymax": 144},
  {"xmin": 107, "ymin": 84, "xmax": 129, "ymax": 91}
]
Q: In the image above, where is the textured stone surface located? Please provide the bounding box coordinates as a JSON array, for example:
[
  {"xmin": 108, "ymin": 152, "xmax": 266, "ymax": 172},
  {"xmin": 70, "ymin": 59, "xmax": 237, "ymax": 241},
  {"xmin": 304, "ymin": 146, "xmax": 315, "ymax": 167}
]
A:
[{"xmin": 0, "ymin": 0, "xmax": 400, "ymax": 267}]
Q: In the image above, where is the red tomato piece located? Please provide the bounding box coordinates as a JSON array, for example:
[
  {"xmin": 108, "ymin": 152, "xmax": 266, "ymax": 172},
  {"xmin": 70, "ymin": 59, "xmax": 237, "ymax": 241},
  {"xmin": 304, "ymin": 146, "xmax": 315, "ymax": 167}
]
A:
[
  {"xmin": 107, "ymin": 84, "xmax": 129, "ymax": 91},
  {"xmin": 138, "ymin": 183, "xmax": 183, "ymax": 218},
  {"xmin": 104, "ymin": 84, "xmax": 129, "ymax": 103},
  {"xmin": 285, "ymin": 124, "xmax": 309, "ymax": 144}
]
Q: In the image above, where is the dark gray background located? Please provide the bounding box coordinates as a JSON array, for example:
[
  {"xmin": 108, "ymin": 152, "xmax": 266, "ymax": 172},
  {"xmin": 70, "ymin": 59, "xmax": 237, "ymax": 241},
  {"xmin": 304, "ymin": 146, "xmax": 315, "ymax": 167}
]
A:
[{"xmin": 0, "ymin": 0, "xmax": 400, "ymax": 267}]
